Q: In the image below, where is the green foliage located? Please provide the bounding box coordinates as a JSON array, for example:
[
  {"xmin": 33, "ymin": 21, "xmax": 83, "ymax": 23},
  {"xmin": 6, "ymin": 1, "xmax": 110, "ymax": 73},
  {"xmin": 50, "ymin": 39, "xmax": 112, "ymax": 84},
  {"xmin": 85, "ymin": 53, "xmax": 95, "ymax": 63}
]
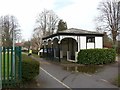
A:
[
  {"xmin": 22, "ymin": 54, "xmax": 40, "ymax": 82},
  {"xmin": 58, "ymin": 19, "xmax": 67, "ymax": 31},
  {"xmin": 77, "ymin": 49, "xmax": 116, "ymax": 65},
  {"xmin": 113, "ymin": 74, "xmax": 120, "ymax": 87},
  {"xmin": 116, "ymin": 74, "xmax": 120, "ymax": 87},
  {"xmin": 117, "ymin": 74, "xmax": 120, "ymax": 87},
  {"xmin": 32, "ymin": 53, "xmax": 40, "ymax": 58},
  {"xmin": 32, "ymin": 50, "xmax": 39, "ymax": 54}
]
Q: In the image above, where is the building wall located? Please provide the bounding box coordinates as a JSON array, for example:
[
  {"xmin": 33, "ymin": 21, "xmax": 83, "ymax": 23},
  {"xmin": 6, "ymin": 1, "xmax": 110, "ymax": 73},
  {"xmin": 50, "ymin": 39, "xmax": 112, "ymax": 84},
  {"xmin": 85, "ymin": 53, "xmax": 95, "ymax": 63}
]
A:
[
  {"xmin": 95, "ymin": 37, "xmax": 103, "ymax": 48},
  {"xmin": 79, "ymin": 36, "xmax": 103, "ymax": 50},
  {"xmin": 46, "ymin": 35, "xmax": 103, "ymax": 51},
  {"xmin": 87, "ymin": 43, "xmax": 94, "ymax": 49},
  {"xmin": 61, "ymin": 38, "xmax": 78, "ymax": 57},
  {"xmin": 43, "ymin": 34, "xmax": 103, "ymax": 61},
  {"xmin": 61, "ymin": 40, "xmax": 68, "ymax": 57},
  {"xmin": 80, "ymin": 36, "xmax": 86, "ymax": 49},
  {"xmin": 53, "ymin": 39, "xmax": 59, "ymax": 57}
]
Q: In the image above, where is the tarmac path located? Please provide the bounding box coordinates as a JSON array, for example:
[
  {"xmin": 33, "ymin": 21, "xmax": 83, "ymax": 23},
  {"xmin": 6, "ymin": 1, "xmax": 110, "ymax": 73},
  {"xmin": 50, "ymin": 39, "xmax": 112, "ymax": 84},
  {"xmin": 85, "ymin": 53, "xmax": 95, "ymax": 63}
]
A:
[{"xmin": 31, "ymin": 56, "xmax": 118, "ymax": 89}]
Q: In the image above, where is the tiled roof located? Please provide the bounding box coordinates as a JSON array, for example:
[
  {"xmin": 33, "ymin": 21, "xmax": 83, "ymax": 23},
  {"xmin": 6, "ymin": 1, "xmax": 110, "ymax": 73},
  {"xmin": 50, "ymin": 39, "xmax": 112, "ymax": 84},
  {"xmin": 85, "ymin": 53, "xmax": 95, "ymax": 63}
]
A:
[
  {"xmin": 58, "ymin": 28, "xmax": 102, "ymax": 34},
  {"xmin": 15, "ymin": 43, "xmax": 23, "ymax": 46},
  {"xmin": 42, "ymin": 28, "xmax": 103, "ymax": 39}
]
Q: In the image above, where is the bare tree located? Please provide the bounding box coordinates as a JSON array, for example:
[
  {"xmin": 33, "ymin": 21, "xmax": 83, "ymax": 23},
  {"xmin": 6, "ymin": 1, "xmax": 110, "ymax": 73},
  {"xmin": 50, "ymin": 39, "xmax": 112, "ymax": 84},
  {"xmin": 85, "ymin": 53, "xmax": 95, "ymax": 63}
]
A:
[
  {"xmin": 36, "ymin": 9, "xmax": 59, "ymax": 36},
  {"xmin": 22, "ymin": 40, "xmax": 31, "ymax": 50},
  {"xmin": 95, "ymin": 0, "xmax": 120, "ymax": 46},
  {"xmin": 31, "ymin": 28, "xmax": 43, "ymax": 50},
  {"xmin": 0, "ymin": 15, "xmax": 21, "ymax": 47}
]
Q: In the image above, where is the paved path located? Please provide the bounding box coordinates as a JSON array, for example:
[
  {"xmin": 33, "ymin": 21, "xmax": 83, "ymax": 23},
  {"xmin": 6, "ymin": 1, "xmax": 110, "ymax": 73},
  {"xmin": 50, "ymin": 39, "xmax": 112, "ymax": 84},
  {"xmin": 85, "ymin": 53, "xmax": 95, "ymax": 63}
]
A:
[{"xmin": 31, "ymin": 56, "xmax": 118, "ymax": 89}]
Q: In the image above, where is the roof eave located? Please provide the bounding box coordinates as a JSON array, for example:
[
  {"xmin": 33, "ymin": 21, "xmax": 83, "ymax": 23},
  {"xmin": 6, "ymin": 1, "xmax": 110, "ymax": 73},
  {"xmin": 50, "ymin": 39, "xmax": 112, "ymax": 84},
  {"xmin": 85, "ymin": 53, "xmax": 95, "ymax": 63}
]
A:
[{"xmin": 42, "ymin": 32, "xmax": 104, "ymax": 40}]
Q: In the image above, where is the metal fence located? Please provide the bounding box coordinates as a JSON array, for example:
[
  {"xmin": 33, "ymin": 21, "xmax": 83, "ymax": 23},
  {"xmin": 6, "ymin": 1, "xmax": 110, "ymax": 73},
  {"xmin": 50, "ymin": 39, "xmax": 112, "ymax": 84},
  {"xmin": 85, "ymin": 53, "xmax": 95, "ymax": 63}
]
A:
[{"xmin": 0, "ymin": 46, "xmax": 22, "ymax": 88}]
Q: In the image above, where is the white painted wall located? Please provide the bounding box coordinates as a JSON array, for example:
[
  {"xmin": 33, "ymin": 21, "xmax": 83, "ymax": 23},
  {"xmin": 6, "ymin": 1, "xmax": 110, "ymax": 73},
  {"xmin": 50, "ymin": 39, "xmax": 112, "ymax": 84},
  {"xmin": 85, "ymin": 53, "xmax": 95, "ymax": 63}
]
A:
[
  {"xmin": 60, "ymin": 51, "xmax": 63, "ymax": 58},
  {"xmin": 80, "ymin": 36, "xmax": 86, "ymax": 49},
  {"xmin": 77, "ymin": 36, "xmax": 80, "ymax": 51},
  {"xmin": 95, "ymin": 37, "xmax": 103, "ymax": 48},
  {"xmin": 52, "ymin": 36, "xmax": 59, "ymax": 41},
  {"xmin": 60, "ymin": 35, "xmax": 78, "ymax": 43},
  {"xmin": 87, "ymin": 43, "xmax": 94, "ymax": 49}
]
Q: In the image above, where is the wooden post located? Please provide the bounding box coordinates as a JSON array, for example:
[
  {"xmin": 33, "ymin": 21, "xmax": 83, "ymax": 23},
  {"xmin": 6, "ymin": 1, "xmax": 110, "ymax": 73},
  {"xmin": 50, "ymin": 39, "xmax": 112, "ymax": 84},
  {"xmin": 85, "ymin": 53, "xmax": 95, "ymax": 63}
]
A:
[
  {"xmin": 43, "ymin": 43, "xmax": 44, "ymax": 58},
  {"xmin": 67, "ymin": 39, "xmax": 69, "ymax": 60},
  {"xmin": 51, "ymin": 42, "xmax": 54, "ymax": 59},
  {"xmin": 46, "ymin": 43, "xmax": 48, "ymax": 59},
  {"xmin": 58, "ymin": 41, "xmax": 61, "ymax": 62},
  {"xmin": 0, "ymin": 30, "xmax": 2, "ymax": 89}
]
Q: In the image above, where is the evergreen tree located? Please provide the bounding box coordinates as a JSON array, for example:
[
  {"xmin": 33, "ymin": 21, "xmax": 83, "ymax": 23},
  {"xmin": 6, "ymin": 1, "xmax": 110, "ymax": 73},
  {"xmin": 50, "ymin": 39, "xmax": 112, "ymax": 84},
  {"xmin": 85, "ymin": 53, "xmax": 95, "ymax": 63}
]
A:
[{"xmin": 58, "ymin": 19, "xmax": 67, "ymax": 31}]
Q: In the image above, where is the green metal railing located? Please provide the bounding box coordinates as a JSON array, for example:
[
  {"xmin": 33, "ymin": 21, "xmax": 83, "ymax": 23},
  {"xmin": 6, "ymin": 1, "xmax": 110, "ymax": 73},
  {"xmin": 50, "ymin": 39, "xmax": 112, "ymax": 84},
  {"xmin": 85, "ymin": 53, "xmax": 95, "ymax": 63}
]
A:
[
  {"xmin": 0, "ymin": 47, "xmax": 2, "ymax": 89},
  {"xmin": 1, "ymin": 46, "xmax": 22, "ymax": 88}
]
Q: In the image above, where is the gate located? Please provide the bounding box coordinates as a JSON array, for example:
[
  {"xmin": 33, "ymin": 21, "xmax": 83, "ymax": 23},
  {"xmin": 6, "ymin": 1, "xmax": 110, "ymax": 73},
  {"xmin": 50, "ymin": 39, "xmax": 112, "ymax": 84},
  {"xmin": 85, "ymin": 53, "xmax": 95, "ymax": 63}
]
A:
[{"xmin": 0, "ymin": 46, "xmax": 22, "ymax": 88}]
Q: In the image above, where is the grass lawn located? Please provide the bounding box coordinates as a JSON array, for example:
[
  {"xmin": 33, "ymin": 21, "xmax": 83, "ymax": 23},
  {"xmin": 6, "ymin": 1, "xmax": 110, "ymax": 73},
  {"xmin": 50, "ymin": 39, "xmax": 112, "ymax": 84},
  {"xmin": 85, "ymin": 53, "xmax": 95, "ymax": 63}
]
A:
[
  {"xmin": 116, "ymin": 53, "xmax": 120, "ymax": 58},
  {"xmin": 22, "ymin": 52, "xmax": 40, "ymax": 58},
  {"xmin": 22, "ymin": 53, "xmax": 36, "ymax": 61},
  {"xmin": 23, "ymin": 52, "xmax": 40, "ymax": 58},
  {"xmin": 32, "ymin": 53, "xmax": 40, "ymax": 58},
  {"xmin": 113, "ymin": 74, "xmax": 120, "ymax": 87}
]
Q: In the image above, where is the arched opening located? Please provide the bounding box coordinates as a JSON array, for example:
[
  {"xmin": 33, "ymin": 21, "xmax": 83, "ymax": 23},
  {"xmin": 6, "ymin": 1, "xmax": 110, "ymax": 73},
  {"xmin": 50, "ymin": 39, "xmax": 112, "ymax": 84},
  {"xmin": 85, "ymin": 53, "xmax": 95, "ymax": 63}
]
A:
[
  {"xmin": 47, "ymin": 39, "xmax": 52, "ymax": 58},
  {"xmin": 60, "ymin": 38, "xmax": 78, "ymax": 61},
  {"xmin": 53, "ymin": 38, "xmax": 59, "ymax": 58},
  {"xmin": 42, "ymin": 40, "xmax": 47, "ymax": 57}
]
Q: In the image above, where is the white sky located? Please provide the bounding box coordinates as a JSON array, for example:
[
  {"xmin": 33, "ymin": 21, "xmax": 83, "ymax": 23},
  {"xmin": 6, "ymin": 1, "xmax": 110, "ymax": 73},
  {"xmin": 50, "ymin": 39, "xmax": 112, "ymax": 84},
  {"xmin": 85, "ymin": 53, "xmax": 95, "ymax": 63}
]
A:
[{"xmin": 0, "ymin": 0, "xmax": 103, "ymax": 41}]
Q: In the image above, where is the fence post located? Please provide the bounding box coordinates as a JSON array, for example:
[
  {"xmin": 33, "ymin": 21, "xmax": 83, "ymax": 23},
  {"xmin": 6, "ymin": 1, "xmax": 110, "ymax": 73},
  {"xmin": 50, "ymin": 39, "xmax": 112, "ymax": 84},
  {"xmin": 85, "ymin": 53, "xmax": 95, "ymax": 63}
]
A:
[
  {"xmin": 0, "ymin": 47, "xmax": 2, "ymax": 89},
  {"xmin": 0, "ymin": 27, "xmax": 2, "ymax": 89},
  {"xmin": 0, "ymin": 46, "xmax": 22, "ymax": 88},
  {"xmin": 18, "ymin": 47, "xmax": 22, "ymax": 81}
]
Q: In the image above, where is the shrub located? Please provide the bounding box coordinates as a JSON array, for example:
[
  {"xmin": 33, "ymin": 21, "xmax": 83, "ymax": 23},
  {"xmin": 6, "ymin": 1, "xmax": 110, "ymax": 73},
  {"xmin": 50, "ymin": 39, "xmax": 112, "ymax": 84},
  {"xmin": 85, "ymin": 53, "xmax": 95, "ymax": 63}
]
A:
[
  {"xmin": 77, "ymin": 49, "xmax": 116, "ymax": 65},
  {"xmin": 32, "ymin": 50, "xmax": 39, "ymax": 54},
  {"xmin": 22, "ymin": 54, "xmax": 40, "ymax": 82}
]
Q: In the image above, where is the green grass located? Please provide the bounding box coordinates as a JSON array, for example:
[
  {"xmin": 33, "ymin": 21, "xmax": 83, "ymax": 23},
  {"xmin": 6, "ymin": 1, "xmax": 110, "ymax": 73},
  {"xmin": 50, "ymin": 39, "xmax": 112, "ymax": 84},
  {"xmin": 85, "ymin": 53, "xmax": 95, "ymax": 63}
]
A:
[
  {"xmin": 32, "ymin": 53, "xmax": 40, "ymax": 58},
  {"xmin": 113, "ymin": 74, "xmax": 120, "ymax": 87},
  {"xmin": 116, "ymin": 53, "xmax": 120, "ymax": 56},
  {"xmin": 22, "ymin": 52, "xmax": 40, "ymax": 58},
  {"xmin": 22, "ymin": 54, "xmax": 35, "ymax": 61}
]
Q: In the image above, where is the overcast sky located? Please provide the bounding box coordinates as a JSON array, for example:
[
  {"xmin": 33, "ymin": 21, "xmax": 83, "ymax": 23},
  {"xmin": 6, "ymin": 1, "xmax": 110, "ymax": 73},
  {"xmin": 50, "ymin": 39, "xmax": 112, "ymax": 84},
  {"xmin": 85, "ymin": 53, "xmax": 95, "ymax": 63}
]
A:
[{"xmin": 0, "ymin": 0, "xmax": 103, "ymax": 41}]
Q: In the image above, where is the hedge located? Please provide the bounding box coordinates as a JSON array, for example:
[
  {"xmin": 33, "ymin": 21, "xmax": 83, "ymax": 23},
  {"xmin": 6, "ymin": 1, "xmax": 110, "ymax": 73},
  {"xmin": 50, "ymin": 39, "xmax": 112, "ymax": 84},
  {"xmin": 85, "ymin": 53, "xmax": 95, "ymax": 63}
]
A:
[
  {"xmin": 77, "ymin": 49, "xmax": 116, "ymax": 65},
  {"xmin": 22, "ymin": 54, "xmax": 40, "ymax": 82}
]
